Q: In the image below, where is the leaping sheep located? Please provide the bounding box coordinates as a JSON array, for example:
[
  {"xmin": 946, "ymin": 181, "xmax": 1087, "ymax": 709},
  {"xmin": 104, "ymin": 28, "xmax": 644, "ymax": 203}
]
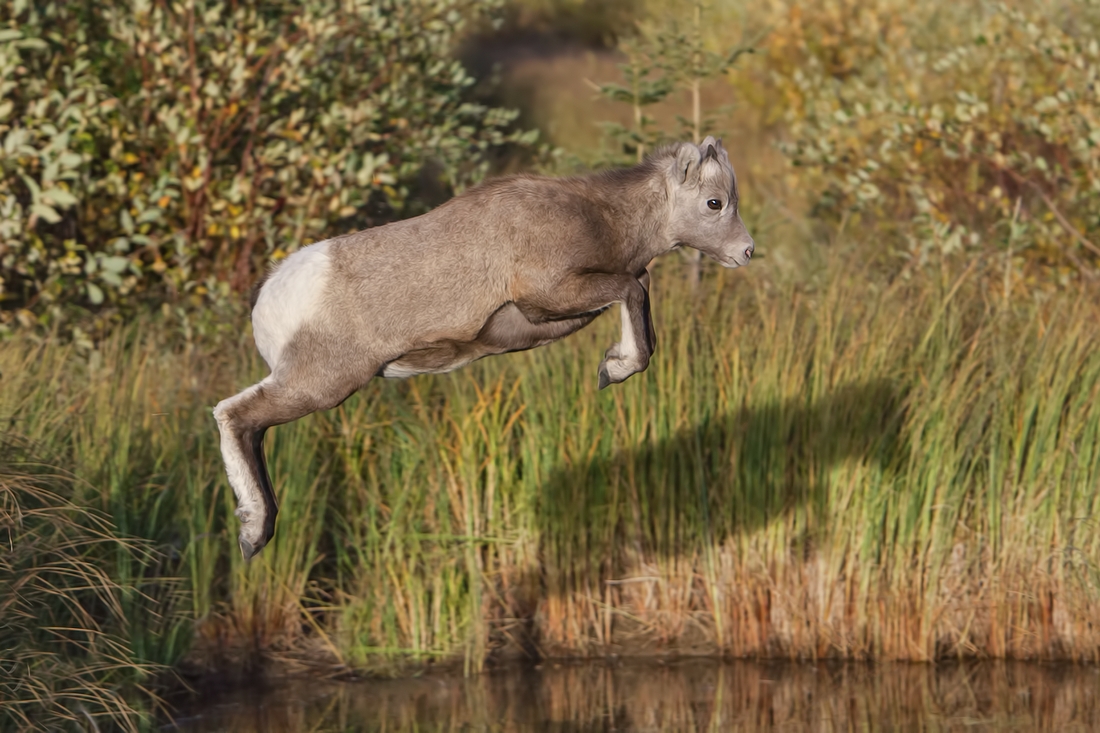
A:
[{"xmin": 214, "ymin": 137, "xmax": 755, "ymax": 559}]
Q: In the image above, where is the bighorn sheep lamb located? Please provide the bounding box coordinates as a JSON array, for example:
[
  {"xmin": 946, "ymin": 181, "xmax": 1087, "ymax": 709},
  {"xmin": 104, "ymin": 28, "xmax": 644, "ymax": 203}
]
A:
[{"xmin": 215, "ymin": 137, "xmax": 755, "ymax": 559}]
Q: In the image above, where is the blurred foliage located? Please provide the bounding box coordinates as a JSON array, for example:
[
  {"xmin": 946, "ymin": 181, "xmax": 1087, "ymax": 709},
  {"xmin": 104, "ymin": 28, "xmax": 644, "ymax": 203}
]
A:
[
  {"xmin": 498, "ymin": 0, "xmax": 639, "ymax": 47},
  {"xmin": 589, "ymin": 1, "xmax": 759, "ymax": 167},
  {"xmin": 5, "ymin": 0, "xmax": 1095, "ymax": 339},
  {"xmin": 589, "ymin": 37, "xmax": 675, "ymax": 165},
  {"xmin": 0, "ymin": 0, "xmax": 536, "ymax": 338},
  {"xmin": 766, "ymin": 0, "xmax": 1100, "ymax": 282}
]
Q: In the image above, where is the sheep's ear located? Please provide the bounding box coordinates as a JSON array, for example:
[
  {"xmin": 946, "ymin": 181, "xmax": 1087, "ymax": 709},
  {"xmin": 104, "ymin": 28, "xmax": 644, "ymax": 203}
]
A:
[{"xmin": 675, "ymin": 142, "xmax": 702, "ymax": 184}]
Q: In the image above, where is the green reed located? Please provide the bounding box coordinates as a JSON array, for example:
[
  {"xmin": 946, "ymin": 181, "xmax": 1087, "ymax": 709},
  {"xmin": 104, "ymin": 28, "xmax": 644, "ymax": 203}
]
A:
[{"xmin": 1, "ymin": 254, "xmax": 1098, "ymax": 682}]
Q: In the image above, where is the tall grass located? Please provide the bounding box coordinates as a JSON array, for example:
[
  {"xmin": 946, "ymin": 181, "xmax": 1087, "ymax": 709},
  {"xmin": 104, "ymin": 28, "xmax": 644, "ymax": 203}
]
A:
[
  {"xmin": 0, "ymin": 436, "xmax": 169, "ymax": 731},
  {"xmin": 2, "ymin": 253, "xmax": 1098, "ymax": 677}
]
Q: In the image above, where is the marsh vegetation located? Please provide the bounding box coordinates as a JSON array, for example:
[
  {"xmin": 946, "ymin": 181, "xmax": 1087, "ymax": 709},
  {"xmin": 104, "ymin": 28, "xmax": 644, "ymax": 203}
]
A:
[{"xmin": 2, "ymin": 0, "xmax": 1099, "ymax": 729}]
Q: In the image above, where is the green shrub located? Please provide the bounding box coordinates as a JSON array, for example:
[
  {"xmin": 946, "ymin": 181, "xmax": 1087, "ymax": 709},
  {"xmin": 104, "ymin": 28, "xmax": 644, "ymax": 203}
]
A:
[
  {"xmin": 772, "ymin": 0, "xmax": 1100, "ymax": 282},
  {"xmin": 0, "ymin": 0, "xmax": 535, "ymax": 337}
]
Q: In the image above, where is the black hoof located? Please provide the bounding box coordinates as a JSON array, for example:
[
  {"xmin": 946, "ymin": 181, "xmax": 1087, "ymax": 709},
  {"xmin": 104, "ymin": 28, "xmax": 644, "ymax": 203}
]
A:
[
  {"xmin": 598, "ymin": 366, "xmax": 611, "ymax": 390},
  {"xmin": 239, "ymin": 535, "xmax": 266, "ymax": 561}
]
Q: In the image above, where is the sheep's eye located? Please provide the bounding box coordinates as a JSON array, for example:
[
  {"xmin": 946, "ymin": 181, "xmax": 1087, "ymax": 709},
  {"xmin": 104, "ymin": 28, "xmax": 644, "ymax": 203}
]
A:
[{"xmin": 707, "ymin": 199, "xmax": 722, "ymax": 211}]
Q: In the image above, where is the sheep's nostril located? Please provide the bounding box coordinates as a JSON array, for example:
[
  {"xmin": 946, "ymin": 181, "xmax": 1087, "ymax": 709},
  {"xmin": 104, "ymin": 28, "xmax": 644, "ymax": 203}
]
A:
[{"xmin": 745, "ymin": 246, "xmax": 754, "ymax": 259}]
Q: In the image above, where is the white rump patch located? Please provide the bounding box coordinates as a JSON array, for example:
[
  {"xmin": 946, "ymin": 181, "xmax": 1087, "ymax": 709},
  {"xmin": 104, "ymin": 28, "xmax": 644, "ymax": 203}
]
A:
[{"xmin": 252, "ymin": 240, "xmax": 332, "ymax": 370}]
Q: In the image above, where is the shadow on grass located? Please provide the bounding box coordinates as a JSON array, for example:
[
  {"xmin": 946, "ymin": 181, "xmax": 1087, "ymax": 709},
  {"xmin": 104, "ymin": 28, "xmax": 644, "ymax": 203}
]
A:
[{"xmin": 516, "ymin": 378, "xmax": 908, "ymax": 651}]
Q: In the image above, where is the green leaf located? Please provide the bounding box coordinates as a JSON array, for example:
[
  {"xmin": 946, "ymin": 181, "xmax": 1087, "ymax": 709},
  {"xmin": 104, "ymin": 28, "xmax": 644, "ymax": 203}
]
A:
[
  {"xmin": 31, "ymin": 203, "xmax": 61, "ymax": 224},
  {"xmin": 59, "ymin": 152, "xmax": 83, "ymax": 169},
  {"xmin": 86, "ymin": 282, "xmax": 104, "ymax": 305},
  {"xmin": 41, "ymin": 187, "xmax": 79, "ymax": 208},
  {"xmin": 101, "ymin": 256, "xmax": 130, "ymax": 274},
  {"xmin": 137, "ymin": 209, "xmax": 161, "ymax": 225},
  {"xmin": 15, "ymin": 38, "xmax": 48, "ymax": 51},
  {"xmin": 19, "ymin": 174, "xmax": 41, "ymax": 200}
]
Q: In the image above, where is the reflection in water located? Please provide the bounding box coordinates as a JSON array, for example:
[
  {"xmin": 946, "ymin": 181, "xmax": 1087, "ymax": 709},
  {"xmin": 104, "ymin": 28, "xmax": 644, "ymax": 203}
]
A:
[{"xmin": 170, "ymin": 660, "xmax": 1100, "ymax": 732}]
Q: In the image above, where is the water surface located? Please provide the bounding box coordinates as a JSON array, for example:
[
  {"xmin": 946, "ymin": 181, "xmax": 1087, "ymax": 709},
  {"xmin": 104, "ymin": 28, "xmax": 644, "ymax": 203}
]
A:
[{"xmin": 169, "ymin": 659, "xmax": 1100, "ymax": 732}]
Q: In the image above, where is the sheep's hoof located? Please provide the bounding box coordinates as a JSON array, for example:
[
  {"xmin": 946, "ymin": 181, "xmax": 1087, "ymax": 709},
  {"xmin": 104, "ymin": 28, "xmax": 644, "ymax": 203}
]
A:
[
  {"xmin": 599, "ymin": 354, "xmax": 648, "ymax": 390},
  {"xmin": 238, "ymin": 533, "xmax": 269, "ymax": 561},
  {"xmin": 239, "ymin": 537, "xmax": 257, "ymax": 561}
]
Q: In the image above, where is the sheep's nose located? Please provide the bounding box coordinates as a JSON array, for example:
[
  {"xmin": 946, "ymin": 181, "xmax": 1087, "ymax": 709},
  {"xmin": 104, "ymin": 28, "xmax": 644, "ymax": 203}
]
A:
[{"xmin": 744, "ymin": 243, "xmax": 755, "ymax": 259}]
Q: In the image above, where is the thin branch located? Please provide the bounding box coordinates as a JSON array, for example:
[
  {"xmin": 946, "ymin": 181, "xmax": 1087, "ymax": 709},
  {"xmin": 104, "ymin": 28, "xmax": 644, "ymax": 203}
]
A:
[{"xmin": 1032, "ymin": 185, "xmax": 1100, "ymax": 259}]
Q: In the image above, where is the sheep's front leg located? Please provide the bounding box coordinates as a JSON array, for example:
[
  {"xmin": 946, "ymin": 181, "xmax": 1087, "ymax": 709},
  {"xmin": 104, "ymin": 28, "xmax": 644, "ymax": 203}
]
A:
[
  {"xmin": 604, "ymin": 268, "xmax": 656, "ymax": 385},
  {"xmin": 517, "ymin": 271, "xmax": 654, "ymax": 389},
  {"xmin": 600, "ymin": 286, "xmax": 655, "ymax": 389}
]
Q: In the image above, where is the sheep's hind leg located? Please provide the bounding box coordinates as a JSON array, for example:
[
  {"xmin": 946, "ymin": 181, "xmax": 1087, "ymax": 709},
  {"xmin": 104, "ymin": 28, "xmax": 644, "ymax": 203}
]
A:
[{"xmin": 214, "ymin": 370, "xmax": 363, "ymax": 559}]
